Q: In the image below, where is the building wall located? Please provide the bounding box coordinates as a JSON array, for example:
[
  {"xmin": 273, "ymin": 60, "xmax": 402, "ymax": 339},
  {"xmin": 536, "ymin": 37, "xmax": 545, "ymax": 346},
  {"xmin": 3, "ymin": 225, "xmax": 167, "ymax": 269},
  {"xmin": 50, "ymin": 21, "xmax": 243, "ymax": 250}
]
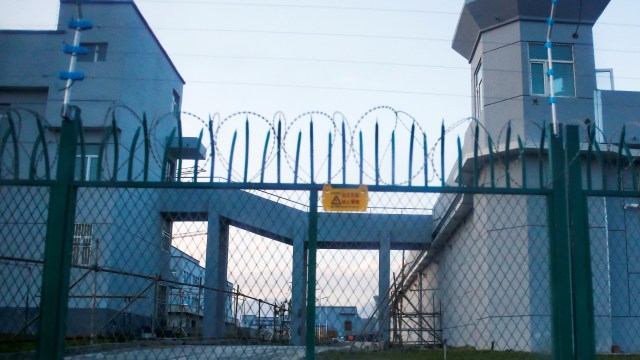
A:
[
  {"xmin": 470, "ymin": 20, "xmax": 598, "ymax": 146},
  {"xmin": 314, "ymin": 306, "xmax": 360, "ymax": 338},
  {"xmin": 0, "ymin": 1, "xmax": 184, "ymax": 181},
  {"xmin": 420, "ymin": 159, "xmax": 640, "ymax": 353},
  {"xmin": 54, "ymin": 2, "xmax": 184, "ymax": 181},
  {"xmin": 595, "ymin": 90, "xmax": 640, "ymax": 145}
]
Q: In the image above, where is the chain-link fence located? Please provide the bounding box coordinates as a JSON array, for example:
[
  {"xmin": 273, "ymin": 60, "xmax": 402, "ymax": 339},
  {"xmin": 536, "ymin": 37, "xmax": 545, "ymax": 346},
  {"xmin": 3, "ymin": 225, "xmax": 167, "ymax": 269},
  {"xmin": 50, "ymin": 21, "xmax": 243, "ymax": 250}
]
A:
[
  {"xmin": 3, "ymin": 107, "xmax": 633, "ymax": 360},
  {"xmin": 588, "ymin": 195, "xmax": 640, "ymax": 357},
  {"xmin": 316, "ymin": 193, "xmax": 553, "ymax": 360},
  {"xmin": 0, "ymin": 186, "xmax": 49, "ymax": 350},
  {"xmin": 0, "ymin": 182, "xmax": 560, "ymax": 359}
]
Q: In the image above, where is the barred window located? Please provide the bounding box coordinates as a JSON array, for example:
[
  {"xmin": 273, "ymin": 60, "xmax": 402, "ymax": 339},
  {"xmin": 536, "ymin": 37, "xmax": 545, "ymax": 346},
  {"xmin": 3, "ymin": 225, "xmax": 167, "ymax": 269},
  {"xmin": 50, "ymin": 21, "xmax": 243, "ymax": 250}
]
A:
[{"xmin": 72, "ymin": 224, "xmax": 93, "ymax": 265}]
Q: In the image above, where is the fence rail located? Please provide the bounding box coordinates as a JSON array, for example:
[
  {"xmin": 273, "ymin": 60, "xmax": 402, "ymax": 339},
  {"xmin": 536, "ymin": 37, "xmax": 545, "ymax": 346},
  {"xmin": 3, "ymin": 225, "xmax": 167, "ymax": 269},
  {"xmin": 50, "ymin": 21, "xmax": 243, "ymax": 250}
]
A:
[{"xmin": 1, "ymin": 106, "xmax": 639, "ymax": 359}]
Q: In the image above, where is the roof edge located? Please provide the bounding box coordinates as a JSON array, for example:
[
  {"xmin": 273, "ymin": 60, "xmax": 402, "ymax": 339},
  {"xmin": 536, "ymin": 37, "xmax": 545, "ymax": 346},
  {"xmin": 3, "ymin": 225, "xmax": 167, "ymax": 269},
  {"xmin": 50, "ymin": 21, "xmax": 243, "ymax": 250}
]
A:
[
  {"xmin": 128, "ymin": 1, "xmax": 186, "ymax": 85},
  {"xmin": 0, "ymin": 30, "xmax": 65, "ymax": 35},
  {"xmin": 59, "ymin": 0, "xmax": 186, "ymax": 85}
]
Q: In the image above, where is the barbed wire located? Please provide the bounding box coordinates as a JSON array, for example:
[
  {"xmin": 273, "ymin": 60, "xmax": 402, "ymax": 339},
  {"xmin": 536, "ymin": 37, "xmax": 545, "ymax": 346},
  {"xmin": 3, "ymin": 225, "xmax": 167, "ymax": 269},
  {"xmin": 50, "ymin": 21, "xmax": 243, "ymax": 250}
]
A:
[{"xmin": 3, "ymin": 105, "xmax": 640, "ymax": 190}]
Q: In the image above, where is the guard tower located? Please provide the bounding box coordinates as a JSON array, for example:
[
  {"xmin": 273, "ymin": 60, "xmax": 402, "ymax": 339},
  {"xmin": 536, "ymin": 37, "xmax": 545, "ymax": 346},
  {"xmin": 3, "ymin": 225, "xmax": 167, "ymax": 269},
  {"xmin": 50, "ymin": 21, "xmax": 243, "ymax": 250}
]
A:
[{"xmin": 453, "ymin": 0, "xmax": 610, "ymax": 141}]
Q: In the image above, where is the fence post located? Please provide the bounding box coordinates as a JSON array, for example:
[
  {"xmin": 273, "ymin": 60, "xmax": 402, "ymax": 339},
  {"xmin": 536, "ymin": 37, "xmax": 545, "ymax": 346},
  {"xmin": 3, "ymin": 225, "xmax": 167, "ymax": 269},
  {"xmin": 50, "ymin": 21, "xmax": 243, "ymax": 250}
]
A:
[
  {"xmin": 305, "ymin": 189, "xmax": 318, "ymax": 359},
  {"xmin": 37, "ymin": 108, "xmax": 79, "ymax": 359},
  {"xmin": 547, "ymin": 125, "xmax": 575, "ymax": 359},
  {"xmin": 566, "ymin": 125, "xmax": 596, "ymax": 359}
]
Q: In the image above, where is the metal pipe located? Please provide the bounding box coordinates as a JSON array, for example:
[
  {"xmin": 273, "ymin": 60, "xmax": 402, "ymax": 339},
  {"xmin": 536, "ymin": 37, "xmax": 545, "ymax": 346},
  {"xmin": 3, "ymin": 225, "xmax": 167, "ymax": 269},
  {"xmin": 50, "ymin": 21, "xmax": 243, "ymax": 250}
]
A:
[
  {"xmin": 227, "ymin": 130, "xmax": 237, "ymax": 183},
  {"xmin": 341, "ymin": 121, "xmax": 346, "ymax": 184},
  {"xmin": 473, "ymin": 122, "xmax": 479, "ymax": 187},
  {"xmin": 310, "ymin": 120, "xmax": 314, "ymax": 184},
  {"xmin": 111, "ymin": 113, "xmax": 119, "ymax": 182},
  {"xmin": 375, "ymin": 122, "xmax": 379, "ymax": 185},
  {"xmin": 408, "ymin": 123, "xmax": 415, "ymax": 186},
  {"xmin": 143, "ymin": 114, "xmax": 150, "ymax": 182},
  {"xmin": 294, "ymin": 131, "xmax": 301, "ymax": 184},
  {"xmin": 327, "ymin": 133, "xmax": 332, "ymax": 184},
  {"xmin": 392, "ymin": 131, "xmax": 396, "ymax": 185},
  {"xmin": 208, "ymin": 116, "xmax": 214, "ymax": 182},
  {"xmin": 441, "ymin": 121, "xmax": 445, "ymax": 187},
  {"xmin": 194, "ymin": 129, "xmax": 203, "ymax": 182},
  {"xmin": 359, "ymin": 131, "xmax": 363, "ymax": 184},
  {"xmin": 128, "ymin": 127, "xmax": 141, "ymax": 181},
  {"xmin": 61, "ymin": 4, "xmax": 83, "ymax": 116},
  {"xmin": 423, "ymin": 132, "xmax": 428, "ymax": 187},
  {"xmin": 277, "ymin": 119, "xmax": 281, "ymax": 183},
  {"xmin": 244, "ymin": 118, "xmax": 249, "ymax": 183},
  {"xmin": 546, "ymin": 0, "xmax": 559, "ymax": 134},
  {"xmin": 260, "ymin": 130, "xmax": 271, "ymax": 183}
]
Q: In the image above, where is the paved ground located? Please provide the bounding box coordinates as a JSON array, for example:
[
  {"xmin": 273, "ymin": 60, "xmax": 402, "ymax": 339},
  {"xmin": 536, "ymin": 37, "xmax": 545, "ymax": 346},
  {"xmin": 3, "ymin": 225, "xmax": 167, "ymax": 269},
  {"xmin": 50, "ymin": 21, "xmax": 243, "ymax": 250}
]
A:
[{"xmin": 66, "ymin": 345, "xmax": 340, "ymax": 359}]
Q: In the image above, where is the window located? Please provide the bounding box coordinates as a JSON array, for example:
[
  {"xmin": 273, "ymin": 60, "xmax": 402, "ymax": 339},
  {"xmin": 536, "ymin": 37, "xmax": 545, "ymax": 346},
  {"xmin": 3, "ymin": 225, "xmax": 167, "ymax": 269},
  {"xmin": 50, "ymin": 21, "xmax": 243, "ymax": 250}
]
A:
[
  {"xmin": 164, "ymin": 159, "xmax": 176, "ymax": 182},
  {"xmin": 529, "ymin": 43, "xmax": 575, "ymax": 97},
  {"xmin": 474, "ymin": 61, "xmax": 483, "ymax": 119},
  {"xmin": 172, "ymin": 90, "xmax": 181, "ymax": 119},
  {"xmin": 77, "ymin": 43, "xmax": 108, "ymax": 62},
  {"xmin": 344, "ymin": 320, "xmax": 352, "ymax": 331},
  {"xmin": 161, "ymin": 217, "xmax": 172, "ymax": 251},
  {"xmin": 596, "ymin": 68, "xmax": 615, "ymax": 90},
  {"xmin": 75, "ymin": 144, "xmax": 100, "ymax": 180},
  {"xmin": 72, "ymin": 224, "xmax": 94, "ymax": 265}
]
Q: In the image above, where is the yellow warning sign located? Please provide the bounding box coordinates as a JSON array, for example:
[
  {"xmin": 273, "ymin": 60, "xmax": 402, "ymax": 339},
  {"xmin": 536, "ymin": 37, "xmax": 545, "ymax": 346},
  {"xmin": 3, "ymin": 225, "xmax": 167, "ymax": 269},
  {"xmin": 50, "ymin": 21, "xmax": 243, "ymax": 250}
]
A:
[{"xmin": 322, "ymin": 184, "xmax": 368, "ymax": 212}]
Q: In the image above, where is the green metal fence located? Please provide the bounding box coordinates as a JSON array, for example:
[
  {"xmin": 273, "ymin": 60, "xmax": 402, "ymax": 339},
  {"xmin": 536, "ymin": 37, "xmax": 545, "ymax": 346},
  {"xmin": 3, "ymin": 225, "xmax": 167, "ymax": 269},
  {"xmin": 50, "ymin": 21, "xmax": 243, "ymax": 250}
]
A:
[{"xmin": 1, "ymin": 105, "xmax": 637, "ymax": 359}]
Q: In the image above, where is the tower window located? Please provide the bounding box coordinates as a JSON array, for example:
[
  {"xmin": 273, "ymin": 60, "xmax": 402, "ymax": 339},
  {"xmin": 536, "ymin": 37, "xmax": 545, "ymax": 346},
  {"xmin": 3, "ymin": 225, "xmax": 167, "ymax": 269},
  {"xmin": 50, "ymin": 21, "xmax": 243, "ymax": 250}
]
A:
[
  {"xmin": 529, "ymin": 43, "xmax": 575, "ymax": 97},
  {"xmin": 474, "ymin": 61, "xmax": 483, "ymax": 120},
  {"xmin": 77, "ymin": 43, "xmax": 108, "ymax": 62}
]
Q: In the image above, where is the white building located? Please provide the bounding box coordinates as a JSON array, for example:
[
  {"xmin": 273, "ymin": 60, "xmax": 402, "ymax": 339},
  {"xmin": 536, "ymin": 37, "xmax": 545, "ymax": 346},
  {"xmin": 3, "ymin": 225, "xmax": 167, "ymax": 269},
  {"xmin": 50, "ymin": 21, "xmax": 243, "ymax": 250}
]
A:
[{"xmin": 168, "ymin": 247, "xmax": 234, "ymax": 336}]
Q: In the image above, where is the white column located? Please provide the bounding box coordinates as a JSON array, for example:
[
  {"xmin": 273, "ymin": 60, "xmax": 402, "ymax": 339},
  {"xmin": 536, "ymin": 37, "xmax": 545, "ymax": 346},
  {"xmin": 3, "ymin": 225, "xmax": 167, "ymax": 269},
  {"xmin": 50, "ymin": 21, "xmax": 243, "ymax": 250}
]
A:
[
  {"xmin": 291, "ymin": 227, "xmax": 307, "ymax": 345},
  {"xmin": 203, "ymin": 213, "xmax": 229, "ymax": 338},
  {"xmin": 378, "ymin": 235, "xmax": 391, "ymax": 343}
]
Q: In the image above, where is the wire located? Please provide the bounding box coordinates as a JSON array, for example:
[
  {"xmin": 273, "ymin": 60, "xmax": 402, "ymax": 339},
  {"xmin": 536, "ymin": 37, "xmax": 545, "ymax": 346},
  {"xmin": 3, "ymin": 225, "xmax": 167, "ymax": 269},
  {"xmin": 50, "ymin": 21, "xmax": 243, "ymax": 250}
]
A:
[
  {"xmin": 573, "ymin": 0, "xmax": 584, "ymax": 38},
  {"xmin": 136, "ymin": 0, "xmax": 459, "ymax": 15}
]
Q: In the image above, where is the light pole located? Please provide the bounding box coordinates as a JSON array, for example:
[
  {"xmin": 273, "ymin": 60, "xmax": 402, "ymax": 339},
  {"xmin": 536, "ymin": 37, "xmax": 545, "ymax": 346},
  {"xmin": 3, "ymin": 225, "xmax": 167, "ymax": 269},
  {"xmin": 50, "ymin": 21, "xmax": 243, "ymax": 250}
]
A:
[{"xmin": 316, "ymin": 295, "xmax": 328, "ymax": 341}]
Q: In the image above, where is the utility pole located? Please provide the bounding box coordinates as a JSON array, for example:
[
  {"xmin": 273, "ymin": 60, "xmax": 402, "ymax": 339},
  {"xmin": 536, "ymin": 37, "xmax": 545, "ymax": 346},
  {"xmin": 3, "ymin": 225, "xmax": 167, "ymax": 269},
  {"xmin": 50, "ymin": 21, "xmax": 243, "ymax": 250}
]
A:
[
  {"xmin": 234, "ymin": 285, "xmax": 239, "ymax": 325},
  {"xmin": 60, "ymin": 3, "xmax": 92, "ymax": 118}
]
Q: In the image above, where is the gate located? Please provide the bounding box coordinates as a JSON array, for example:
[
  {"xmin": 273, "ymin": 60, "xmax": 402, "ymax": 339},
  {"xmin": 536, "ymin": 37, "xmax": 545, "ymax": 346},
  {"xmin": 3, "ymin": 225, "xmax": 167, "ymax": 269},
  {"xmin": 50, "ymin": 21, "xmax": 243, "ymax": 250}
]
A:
[{"xmin": 0, "ymin": 105, "xmax": 627, "ymax": 359}]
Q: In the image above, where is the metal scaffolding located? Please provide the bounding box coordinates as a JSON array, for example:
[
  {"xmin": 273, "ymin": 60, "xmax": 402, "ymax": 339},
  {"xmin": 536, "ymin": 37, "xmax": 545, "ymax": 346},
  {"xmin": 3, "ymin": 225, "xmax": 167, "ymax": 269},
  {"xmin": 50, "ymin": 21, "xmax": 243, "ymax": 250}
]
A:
[{"xmin": 389, "ymin": 263, "xmax": 442, "ymax": 348}]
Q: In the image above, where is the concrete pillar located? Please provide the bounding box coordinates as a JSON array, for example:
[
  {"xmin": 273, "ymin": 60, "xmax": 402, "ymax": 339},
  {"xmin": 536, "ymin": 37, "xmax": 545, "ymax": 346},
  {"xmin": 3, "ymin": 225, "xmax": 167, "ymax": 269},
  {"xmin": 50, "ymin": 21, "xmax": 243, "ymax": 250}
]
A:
[
  {"xmin": 378, "ymin": 234, "xmax": 391, "ymax": 343},
  {"xmin": 203, "ymin": 213, "xmax": 229, "ymax": 338},
  {"xmin": 291, "ymin": 227, "xmax": 307, "ymax": 345}
]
